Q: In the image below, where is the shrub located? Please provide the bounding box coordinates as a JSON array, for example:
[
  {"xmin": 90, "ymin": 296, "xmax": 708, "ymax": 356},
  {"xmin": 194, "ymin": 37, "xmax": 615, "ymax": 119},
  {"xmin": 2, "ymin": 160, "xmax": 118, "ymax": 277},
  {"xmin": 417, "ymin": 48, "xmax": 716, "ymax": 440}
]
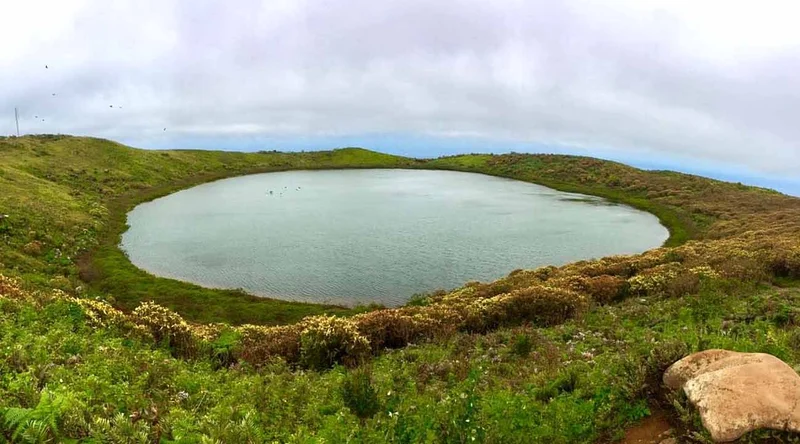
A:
[
  {"xmin": 535, "ymin": 366, "xmax": 582, "ymax": 401},
  {"xmin": 22, "ymin": 240, "xmax": 43, "ymax": 256},
  {"xmin": 132, "ymin": 301, "xmax": 197, "ymax": 357},
  {"xmin": 662, "ymin": 271, "xmax": 701, "ymax": 298},
  {"xmin": 789, "ymin": 328, "xmax": 800, "ymax": 350},
  {"xmin": 492, "ymin": 285, "xmax": 588, "ymax": 327},
  {"xmin": 341, "ymin": 367, "xmax": 381, "ymax": 420},
  {"xmin": 0, "ymin": 275, "xmax": 26, "ymax": 300},
  {"xmin": 714, "ymin": 257, "xmax": 768, "ymax": 282},
  {"xmin": 510, "ymin": 333, "xmax": 533, "ymax": 357},
  {"xmin": 210, "ymin": 328, "xmax": 240, "ymax": 369},
  {"xmin": 787, "ymin": 247, "xmax": 800, "ymax": 278},
  {"xmin": 627, "ymin": 263, "xmax": 682, "ymax": 296},
  {"xmin": 299, "ymin": 316, "xmax": 370, "ymax": 370},
  {"xmin": 235, "ymin": 324, "xmax": 302, "ymax": 366},
  {"xmin": 646, "ymin": 340, "xmax": 690, "ymax": 388},
  {"xmin": 584, "ymin": 275, "xmax": 628, "ymax": 304},
  {"xmin": 67, "ymin": 297, "xmax": 127, "ymax": 330},
  {"xmin": 355, "ymin": 310, "xmax": 420, "ymax": 351},
  {"xmin": 619, "ymin": 339, "xmax": 689, "ymax": 403}
]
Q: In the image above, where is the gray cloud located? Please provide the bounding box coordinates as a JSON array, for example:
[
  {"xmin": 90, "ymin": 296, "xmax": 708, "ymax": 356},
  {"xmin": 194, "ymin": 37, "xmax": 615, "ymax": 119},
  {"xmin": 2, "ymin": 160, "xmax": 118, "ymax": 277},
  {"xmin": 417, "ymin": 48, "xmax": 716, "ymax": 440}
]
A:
[{"xmin": 2, "ymin": 0, "xmax": 799, "ymax": 177}]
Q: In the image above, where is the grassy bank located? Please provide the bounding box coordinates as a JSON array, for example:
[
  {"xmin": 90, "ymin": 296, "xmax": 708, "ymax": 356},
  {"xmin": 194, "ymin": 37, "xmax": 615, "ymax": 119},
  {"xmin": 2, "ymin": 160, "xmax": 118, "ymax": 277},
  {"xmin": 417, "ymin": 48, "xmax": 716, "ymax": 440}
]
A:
[
  {"xmin": 1, "ymin": 135, "xmax": 415, "ymax": 324},
  {"xmin": 86, "ymin": 153, "xmax": 419, "ymax": 324},
  {"xmin": 3, "ymin": 135, "xmax": 800, "ymax": 441},
  {"xmin": 1, "ymin": 135, "xmax": 705, "ymax": 325},
  {"xmin": 3, "ymin": 268, "xmax": 800, "ymax": 442},
  {"xmin": 423, "ymin": 154, "xmax": 697, "ymax": 246}
]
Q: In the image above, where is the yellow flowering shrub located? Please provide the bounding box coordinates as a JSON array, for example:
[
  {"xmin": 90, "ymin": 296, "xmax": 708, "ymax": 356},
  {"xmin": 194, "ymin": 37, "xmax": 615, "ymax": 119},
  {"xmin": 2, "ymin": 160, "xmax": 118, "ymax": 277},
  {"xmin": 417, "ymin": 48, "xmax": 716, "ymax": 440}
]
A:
[
  {"xmin": 132, "ymin": 301, "xmax": 198, "ymax": 357},
  {"xmin": 627, "ymin": 263, "xmax": 682, "ymax": 295},
  {"xmin": 354, "ymin": 309, "xmax": 426, "ymax": 351},
  {"xmin": 490, "ymin": 285, "xmax": 588, "ymax": 326},
  {"xmin": 787, "ymin": 247, "xmax": 800, "ymax": 277},
  {"xmin": 67, "ymin": 297, "xmax": 128, "ymax": 329},
  {"xmin": 0, "ymin": 275, "xmax": 26, "ymax": 300},
  {"xmin": 688, "ymin": 266, "xmax": 720, "ymax": 280},
  {"xmin": 298, "ymin": 315, "xmax": 369, "ymax": 370},
  {"xmin": 235, "ymin": 323, "xmax": 302, "ymax": 365}
]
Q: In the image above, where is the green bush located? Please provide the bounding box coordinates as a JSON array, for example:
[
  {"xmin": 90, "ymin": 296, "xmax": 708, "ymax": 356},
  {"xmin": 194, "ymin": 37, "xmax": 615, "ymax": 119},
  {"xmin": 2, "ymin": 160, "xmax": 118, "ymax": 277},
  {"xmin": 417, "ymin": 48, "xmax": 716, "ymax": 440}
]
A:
[
  {"xmin": 510, "ymin": 333, "xmax": 533, "ymax": 358},
  {"xmin": 341, "ymin": 368, "xmax": 381, "ymax": 420},
  {"xmin": 210, "ymin": 328, "xmax": 240, "ymax": 369}
]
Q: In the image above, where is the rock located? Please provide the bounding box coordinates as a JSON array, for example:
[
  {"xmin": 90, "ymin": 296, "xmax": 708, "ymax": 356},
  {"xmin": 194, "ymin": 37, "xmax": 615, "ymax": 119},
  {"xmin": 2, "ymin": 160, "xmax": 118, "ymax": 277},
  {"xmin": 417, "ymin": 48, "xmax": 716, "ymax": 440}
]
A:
[
  {"xmin": 663, "ymin": 349, "xmax": 739, "ymax": 390},
  {"xmin": 658, "ymin": 438, "xmax": 676, "ymax": 444},
  {"xmin": 663, "ymin": 349, "xmax": 800, "ymax": 442}
]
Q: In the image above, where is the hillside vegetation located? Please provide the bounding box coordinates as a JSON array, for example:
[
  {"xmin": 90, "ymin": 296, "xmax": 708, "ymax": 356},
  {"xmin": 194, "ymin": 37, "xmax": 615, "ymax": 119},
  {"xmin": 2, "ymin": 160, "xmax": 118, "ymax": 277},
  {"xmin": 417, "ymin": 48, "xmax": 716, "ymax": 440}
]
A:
[{"xmin": 1, "ymin": 135, "xmax": 800, "ymax": 442}]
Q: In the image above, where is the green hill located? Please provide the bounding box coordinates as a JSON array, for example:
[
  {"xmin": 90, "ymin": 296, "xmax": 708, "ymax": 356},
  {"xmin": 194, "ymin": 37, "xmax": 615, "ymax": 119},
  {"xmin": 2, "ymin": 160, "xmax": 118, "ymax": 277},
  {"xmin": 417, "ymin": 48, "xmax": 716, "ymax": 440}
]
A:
[{"xmin": 1, "ymin": 135, "xmax": 799, "ymax": 442}]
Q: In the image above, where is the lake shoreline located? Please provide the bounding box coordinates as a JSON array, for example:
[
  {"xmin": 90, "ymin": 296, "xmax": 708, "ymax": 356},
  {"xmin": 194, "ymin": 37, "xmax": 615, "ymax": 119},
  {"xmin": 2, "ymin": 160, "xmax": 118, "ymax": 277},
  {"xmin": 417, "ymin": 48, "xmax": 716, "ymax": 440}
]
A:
[
  {"xmin": 120, "ymin": 169, "xmax": 667, "ymax": 307},
  {"xmin": 81, "ymin": 150, "xmax": 694, "ymax": 325}
]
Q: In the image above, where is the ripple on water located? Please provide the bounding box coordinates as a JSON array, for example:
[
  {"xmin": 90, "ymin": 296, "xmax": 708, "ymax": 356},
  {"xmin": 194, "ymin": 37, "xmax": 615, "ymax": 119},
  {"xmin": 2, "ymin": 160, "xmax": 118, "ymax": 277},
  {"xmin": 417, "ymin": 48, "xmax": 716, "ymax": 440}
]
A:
[{"xmin": 121, "ymin": 169, "xmax": 668, "ymax": 306}]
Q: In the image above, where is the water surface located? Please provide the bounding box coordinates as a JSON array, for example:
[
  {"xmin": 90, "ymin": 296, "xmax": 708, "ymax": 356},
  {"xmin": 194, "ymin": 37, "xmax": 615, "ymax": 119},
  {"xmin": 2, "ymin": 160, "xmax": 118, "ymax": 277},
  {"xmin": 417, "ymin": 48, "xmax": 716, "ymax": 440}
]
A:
[{"xmin": 122, "ymin": 169, "xmax": 668, "ymax": 306}]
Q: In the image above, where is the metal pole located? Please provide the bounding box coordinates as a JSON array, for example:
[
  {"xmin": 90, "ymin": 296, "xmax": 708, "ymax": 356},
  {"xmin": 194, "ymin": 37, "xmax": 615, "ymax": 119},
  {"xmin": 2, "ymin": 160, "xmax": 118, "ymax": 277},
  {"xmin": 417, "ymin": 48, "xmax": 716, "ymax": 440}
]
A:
[{"xmin": 14, "ymin": 107, "xmax": 19, "ymax": 136}]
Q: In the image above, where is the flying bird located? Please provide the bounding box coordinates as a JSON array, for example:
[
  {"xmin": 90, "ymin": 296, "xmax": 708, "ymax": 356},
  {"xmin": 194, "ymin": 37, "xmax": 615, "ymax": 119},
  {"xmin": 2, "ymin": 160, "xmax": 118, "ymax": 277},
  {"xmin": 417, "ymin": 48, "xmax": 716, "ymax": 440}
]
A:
[
  {"xmin": 45, "ymin": 65, "xmax": 48, "ymax": 69},
  {"xmin": 163, "ymin": 128, "xmax": 166, "ymax": 131},
  {"xmin": 52, "ymin": 93, "xmax": 56, "ymax": 96}
]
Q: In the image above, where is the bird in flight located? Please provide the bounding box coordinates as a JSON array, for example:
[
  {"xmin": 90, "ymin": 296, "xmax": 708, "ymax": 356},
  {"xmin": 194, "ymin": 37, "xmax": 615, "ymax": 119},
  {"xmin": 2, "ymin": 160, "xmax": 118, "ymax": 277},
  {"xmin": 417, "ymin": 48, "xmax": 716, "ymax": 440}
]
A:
[
  {"xmin": 52, "ymin": 93, "xmax": 56, "ymax": 96},
  {"xmin": 163, "ymin": 128, "xmax": 166, "ymax": 131},
  {"xmin": 45, "ymin": 65, "xmax": 48, "ymax": 69}
]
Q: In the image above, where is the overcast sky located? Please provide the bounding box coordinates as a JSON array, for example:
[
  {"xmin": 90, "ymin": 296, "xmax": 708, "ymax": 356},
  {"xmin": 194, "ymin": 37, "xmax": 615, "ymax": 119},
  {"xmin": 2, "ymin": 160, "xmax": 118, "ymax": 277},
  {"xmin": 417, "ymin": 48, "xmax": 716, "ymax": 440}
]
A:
[{"xmin": 2, "ymin": 0, "xmax": 799, "ymax": 194}]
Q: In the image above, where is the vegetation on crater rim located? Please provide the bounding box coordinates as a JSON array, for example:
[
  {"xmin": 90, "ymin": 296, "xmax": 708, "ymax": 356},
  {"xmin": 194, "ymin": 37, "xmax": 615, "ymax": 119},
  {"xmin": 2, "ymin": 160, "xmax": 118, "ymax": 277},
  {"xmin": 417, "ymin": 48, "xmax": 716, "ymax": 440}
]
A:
[{"xmin": 1, "ymin": 134, "xmax": 800, "ymax": 442}]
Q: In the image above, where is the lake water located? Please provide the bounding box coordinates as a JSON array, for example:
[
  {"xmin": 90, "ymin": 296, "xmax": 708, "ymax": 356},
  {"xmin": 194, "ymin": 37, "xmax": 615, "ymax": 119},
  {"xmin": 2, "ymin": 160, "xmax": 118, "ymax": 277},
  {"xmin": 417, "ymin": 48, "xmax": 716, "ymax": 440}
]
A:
[{"xmin": 121, "ymin": 169, "xmax": 668, "ymax": 306}]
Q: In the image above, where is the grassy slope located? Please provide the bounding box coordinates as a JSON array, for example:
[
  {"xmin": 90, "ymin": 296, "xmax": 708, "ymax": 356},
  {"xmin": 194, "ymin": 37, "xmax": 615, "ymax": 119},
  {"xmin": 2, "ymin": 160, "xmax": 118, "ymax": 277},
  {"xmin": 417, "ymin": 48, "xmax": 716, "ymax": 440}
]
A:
[
  {"xmin": 423, "ymin": 154, "xmax": 698, "ymax": 246},
  {"xmin": 3, "ymin": 135, "xmax": 800, "ymax": 442},
  {"xmin": 1, "ymin": 136, "xmax": 717, "ymax": 325},
  {"xmin": 0, "ymin": 135, "xmax": 414, "ymax": 324},
  {"xmin": 3, "ymin": 266, "xmax": 800, "ymax": 442}
]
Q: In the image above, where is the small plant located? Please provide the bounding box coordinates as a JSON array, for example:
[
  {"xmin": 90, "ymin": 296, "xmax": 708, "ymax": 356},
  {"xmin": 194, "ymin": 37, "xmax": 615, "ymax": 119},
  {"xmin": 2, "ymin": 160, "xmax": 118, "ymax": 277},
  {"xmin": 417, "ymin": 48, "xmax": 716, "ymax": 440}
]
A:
[
  {"xmin": 210, "ymin": 328, "xmax": 240, "ymax": 369},
  {"xmin": 510, "ymin": 333, "xmax": 533, "ymax": 357},
  {"xmin": 341, "ymin": 368, "xmax": 381, "ymax": 420},
  {"xmin": 406, "ymin": 292, "xmax": 432, "ymax": 307}
]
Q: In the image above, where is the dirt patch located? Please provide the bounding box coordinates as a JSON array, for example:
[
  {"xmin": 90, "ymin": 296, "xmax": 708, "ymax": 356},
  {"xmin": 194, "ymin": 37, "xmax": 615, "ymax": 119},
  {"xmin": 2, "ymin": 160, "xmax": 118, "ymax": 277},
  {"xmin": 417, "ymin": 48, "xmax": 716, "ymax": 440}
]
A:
[{"xmin": 621, "ymin": 409, "xmax": 673, "ymax": 444}]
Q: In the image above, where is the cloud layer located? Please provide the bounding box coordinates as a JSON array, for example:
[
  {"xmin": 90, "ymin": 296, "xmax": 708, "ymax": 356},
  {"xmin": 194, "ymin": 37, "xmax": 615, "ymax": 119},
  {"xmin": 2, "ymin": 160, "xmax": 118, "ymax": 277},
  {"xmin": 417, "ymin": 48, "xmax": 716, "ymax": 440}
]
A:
[{"xmin": 2, "ymin": 0, "xmax": 799, "ymax": 181}]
